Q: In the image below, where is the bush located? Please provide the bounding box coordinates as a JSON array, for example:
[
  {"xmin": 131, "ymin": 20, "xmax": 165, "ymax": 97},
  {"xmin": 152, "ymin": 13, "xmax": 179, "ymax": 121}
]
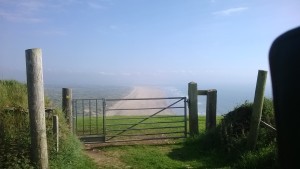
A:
[
  {"xmin": 219, "ymin": 101, "xmax": 252, "ymax": 153},
  {"xmin": 218, "ymin": 98, "xmax": 276, "ymax": 153},
  {"xmin": 0, "ymin": 80, "xmax": 32, "ymax": 168}
]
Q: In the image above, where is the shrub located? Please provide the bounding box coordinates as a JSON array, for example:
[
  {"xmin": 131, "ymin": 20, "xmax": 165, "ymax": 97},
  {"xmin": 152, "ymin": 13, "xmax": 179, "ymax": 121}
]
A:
[
  {"xmin": 218, "ymin": 98, "xmax": 276, "ymax": 153},
  {"xmin": 0, "ymin": 80, "xmax": 33, "ymax": 168}
]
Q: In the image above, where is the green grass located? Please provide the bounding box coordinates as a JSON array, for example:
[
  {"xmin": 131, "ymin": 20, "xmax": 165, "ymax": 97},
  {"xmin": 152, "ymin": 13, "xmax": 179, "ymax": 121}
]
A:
[
  {"xmin": 49, "ymin": 131, "xmax": 98, "ymax": 169},
  {"xmin": 96, "ymin": 140, "xmax": 231, "ymax": 169},
  {"xmin": 75, "ymin": 115, "xmax": 188, "ymax": 142},
  {"xmin": 86, "ymin": 116, "xmax": 231, "ymax": 169}
]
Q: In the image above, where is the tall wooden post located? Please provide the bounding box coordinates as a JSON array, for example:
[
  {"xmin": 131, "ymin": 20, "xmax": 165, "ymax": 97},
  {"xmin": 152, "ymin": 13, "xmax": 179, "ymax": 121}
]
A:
[
  {"xmin": 206, "ymin": 89, "xmax": 217, "ymax": 130},
  {"xmin": 25, "ymin": 48, "xmax": 49, "ymax": 169},
  {"xmin": 188, "ymin": 82, "xmax": 199, "ymax": 136},
  {"xmin": 62, "ymin": 88, "xmax": 72, "ymax": 131},
  {"xmin": 247, "ymin": 70, "xmax": 268, "ymax": 149}
]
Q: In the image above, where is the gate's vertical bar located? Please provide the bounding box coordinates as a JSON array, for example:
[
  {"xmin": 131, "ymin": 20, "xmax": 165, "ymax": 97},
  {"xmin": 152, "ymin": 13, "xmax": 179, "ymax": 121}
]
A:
[
  {"xmin": 103, "ymin": 99, "xmax": 106, "ymax": 142},
  {"xmin": 75, "ymin": 100, "xmax": 78, "ymax": 135},
  {"xmin": 89, "ymin": 100, "xmax": 91, "ymax": 135},
  {"xmin": 184, "ymin": 97, "xmax": 188, "ymax": 138},
  {"xmin": 82, "ymin": 100, "xmax": 85, "ymax": 135},
  {"xmin": 72, "ymin": 100, "xmax": 75, "ymax": 134},
  {"xmin": 96, "ymin": 99, "xmax": 99, "ymax": 134}
]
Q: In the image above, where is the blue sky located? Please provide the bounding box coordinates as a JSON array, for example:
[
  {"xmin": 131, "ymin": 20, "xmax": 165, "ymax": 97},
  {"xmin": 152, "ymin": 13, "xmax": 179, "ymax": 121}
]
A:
[{"xmin": 0, "ymin": 0, "xmax": 299, "ymax": 87}]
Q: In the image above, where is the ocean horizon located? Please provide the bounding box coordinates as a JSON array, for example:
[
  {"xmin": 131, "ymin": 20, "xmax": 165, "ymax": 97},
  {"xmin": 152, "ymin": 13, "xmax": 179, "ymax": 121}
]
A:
[{"xmin": 45, "ymin": 83, "xmax": 272, "ymax": 115}]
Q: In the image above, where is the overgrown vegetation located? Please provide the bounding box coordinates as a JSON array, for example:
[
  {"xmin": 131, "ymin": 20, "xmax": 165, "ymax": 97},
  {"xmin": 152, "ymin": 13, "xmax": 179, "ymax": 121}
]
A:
[
  {"xmin": 184, "ymin": 98, "xmax": 278, "ymax": 168},
  {"xmin": 0, "ymin": 80, "xmax": 97, "ymax": 168}
]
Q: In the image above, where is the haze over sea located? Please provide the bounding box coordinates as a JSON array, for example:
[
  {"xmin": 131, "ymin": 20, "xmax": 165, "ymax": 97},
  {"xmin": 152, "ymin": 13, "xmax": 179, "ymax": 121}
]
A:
[{"xmin": 45, "ymin": 82, "xmax": 272, "ymax": 115}]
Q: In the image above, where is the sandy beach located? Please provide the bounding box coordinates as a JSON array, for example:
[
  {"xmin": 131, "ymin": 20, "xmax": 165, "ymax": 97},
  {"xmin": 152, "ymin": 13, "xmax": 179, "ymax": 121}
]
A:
[{"xmin": 106, "ymin": 86, "xmax": 174, "ymax": 116}]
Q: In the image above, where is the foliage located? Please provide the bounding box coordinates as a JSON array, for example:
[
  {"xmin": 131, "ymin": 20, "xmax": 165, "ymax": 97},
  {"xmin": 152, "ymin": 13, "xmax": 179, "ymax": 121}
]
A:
[
  {"xmin": 0, "ymin": 80, "xmax": 97, "ymax": 169},
  {"xmin": 219, "ymin": 98, "xmax": 276, "ymax": 153},
  {"xmin": 0, "ymin": 80, "xmax": 32, "ymax": 168},
  {"xmin": 232, "ymin": 143, "xmax": 278, "ymax": 169},
  {"xmin": 219, "ymin": 101, "xmax": 253, "ymax": 153},
  {"xmin": 188, "ymin": 97, "xmax": 279, "ymax": 168},
  {"xmin": 0, "ymin": 80, "xmax": 28, "ymax": 109},
  {"xmin": 48, "ymin": 110, "xmax": 98, "ymax": 169},
  {"xmin": 0, "ymin": 107, "xmax": 32, "ymax": 169}
]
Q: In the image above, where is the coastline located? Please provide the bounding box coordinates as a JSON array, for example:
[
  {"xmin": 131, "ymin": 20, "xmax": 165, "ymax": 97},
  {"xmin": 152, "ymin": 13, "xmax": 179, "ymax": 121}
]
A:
[{"xmin": 106, "ymin": 86, "xmax": 174, "ymax": 116}]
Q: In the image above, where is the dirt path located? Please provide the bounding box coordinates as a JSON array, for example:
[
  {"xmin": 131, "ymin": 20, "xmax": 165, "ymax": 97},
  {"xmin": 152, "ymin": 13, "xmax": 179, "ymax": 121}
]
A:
[
  {"xmin": 84, "ymin": 146, "xmax": 127, "ymax": 169},
  {"xmin": 83, "ymin": 139, "xmax": 177, "ymax": 168}
]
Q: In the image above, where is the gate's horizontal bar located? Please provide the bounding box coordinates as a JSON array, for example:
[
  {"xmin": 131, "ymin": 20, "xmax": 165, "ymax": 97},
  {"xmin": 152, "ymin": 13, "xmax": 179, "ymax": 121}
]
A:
[
  {"xmin": 106, "ymin": 126, "xmax": 185, "ymax": 132},
  {"xmin": 73, "ymin": 99, "xmax": 102, "ymax": 101},
  {"xmin": 106, "ymin": 97, "xmax": 185, "ymax": 101},
  {"xmin": 106, "ymin": 106, "xmax": 184, "ymax": 111},
  {"xmin": 105, "ymin": 136, "xmax": 186, "ymax": 143},
  {"xmin": 106, "ymin": 131, "xmax": 184, "ymax": 137},
  {"xmin": 106, "ymin": 120, "xmax": 185, "ymax": 126},
  {"xmin": 106, "ymin": 115, "xmax": 185, "ymax": 121}
]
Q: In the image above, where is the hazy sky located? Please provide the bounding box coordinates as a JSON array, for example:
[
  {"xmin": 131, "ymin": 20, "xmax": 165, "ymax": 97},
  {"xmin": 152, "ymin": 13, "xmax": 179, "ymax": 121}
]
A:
[{"xmin": 1, "ymin": 0, "xmax": 299, "ymax": 87}]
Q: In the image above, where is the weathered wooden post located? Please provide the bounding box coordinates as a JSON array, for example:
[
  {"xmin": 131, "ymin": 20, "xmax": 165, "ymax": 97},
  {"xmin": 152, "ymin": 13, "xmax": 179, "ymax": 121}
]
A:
[
  {"xmin": 25, "ymin": 48, "xmax": 49, "ymax": 168},
  {"xmin": 188, "ymin": 82, "xmax": 199, "ymax": 136},
  {"xmin": 62, "ymin": 88, "xmax": 72, "ymax": 131},
  {"xmin": 247, "ymin": 70, "xmax": 268, "ymax": 149},
  {"xmin": 53, "ymin": 115, "xmax": 59, "ymax": 152},
  {"xmin": 206, "ymin": 89, "xmax": 217, "ymax": 130}
]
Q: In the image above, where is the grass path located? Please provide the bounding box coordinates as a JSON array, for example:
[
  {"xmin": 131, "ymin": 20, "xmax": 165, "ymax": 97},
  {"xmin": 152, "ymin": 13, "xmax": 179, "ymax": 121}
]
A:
[
  {"xmin": 82, "ymin": 116, "xmax": 227, "ymax": 168},
  {"xmin": 83, "ymin": 138, "xmax": 229, "ymax": 169}
]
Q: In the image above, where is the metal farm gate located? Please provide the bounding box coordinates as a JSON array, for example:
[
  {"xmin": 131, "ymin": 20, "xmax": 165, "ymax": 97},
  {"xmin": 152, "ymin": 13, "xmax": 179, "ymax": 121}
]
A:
[{"xmin": 72, "ymin": 97, "xmax": 187, "ymax": 142}]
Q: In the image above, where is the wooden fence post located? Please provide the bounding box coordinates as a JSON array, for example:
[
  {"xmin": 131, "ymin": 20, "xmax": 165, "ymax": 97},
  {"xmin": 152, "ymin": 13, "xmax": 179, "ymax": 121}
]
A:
[
  {"xmin": 206, "ymin": 89, "xmax": 217, "ymax": 130},
  {"xmin": 53, "ymin": 115, "xmax": 59, "ymax": 152},
  {"xmin": 188, "ymin": 82, "xmax": 199, "ymax": 136},
  {"xmin": 247, "ymin": 70, "xmax": 268, "ymax": 149},
  {"xmin": 62, "ymin": 88, "xmax": 72, "ymax": 131},
  {"xmin": 25, "ymin": 48, "xmax": 49, "ymax": 169}
]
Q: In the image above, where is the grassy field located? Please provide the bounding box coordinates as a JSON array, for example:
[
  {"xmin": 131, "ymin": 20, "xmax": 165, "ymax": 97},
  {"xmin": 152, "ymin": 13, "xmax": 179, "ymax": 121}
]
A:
[
  {"xmin": 75, "ymin": 115, "xmax": 187, "ymax": 141},
  {"xmin": 75, "ymin": 115, "xmax": 222, "ymax": 142},
  {"xmin": 88, "ymin": 141, "xmax": 230, "ymax": 169},
  {"xmin": 82, "ymin": 116, "xmax": 228, "ymax": 169}
]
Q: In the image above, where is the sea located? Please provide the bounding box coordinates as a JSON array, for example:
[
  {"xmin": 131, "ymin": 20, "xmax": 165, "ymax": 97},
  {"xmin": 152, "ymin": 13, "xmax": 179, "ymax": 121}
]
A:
[{"xmin": 45, "ymin": 83, "xmax": 273, "ymax": 115}]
